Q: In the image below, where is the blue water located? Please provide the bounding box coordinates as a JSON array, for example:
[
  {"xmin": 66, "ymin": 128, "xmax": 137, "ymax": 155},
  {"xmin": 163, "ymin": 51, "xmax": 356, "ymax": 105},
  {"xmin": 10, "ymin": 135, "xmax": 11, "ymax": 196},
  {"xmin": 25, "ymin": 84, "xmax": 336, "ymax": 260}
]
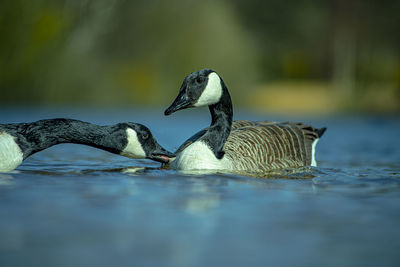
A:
[{"xmin": 1, "ymin": 107, "xmax": 399, "ymax": 267}]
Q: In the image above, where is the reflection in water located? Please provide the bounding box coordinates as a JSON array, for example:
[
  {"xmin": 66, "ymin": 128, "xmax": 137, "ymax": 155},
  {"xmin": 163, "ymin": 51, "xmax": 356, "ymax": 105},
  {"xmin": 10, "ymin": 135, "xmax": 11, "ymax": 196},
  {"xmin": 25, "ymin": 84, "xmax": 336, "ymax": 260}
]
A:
[
  {"xmin": 183, "ymin": 182, "xmax": 221, "ymax": 215},
  {"xmin": 121, "ymin": 167, "xmax": 147, "ymax": 174},
  {"xmin": 0, "ymin": 111, "xmax": 400, "ymax": 266},
  {"xmin": 0, "ymin": 174, "xmax": 13, "ymax": 186}
]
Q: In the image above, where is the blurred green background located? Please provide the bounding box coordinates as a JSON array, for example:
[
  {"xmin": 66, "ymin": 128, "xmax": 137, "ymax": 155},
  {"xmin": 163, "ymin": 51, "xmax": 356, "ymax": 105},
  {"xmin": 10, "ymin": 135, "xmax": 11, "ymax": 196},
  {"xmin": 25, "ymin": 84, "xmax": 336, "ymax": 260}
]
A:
[{"xmin": 1, "ymin": 0, "xmax": 399, "ymax": 114}]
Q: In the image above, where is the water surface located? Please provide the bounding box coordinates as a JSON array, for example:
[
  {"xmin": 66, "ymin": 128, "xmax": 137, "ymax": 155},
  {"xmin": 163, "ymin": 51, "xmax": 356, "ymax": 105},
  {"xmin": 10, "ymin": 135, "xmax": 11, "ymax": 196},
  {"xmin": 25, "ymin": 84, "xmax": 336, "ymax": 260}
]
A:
[{"xmin": 1, "ymin": 107, "xmax": 399, "ymax": 267}]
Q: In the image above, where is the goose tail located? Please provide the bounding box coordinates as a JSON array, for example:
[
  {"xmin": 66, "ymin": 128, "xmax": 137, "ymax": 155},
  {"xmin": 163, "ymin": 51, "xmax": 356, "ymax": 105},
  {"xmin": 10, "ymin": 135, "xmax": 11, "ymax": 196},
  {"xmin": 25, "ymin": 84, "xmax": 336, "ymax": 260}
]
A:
[
  {"xmin": 315, "ymin": 127, "xmax": 327, "ymax": 138},
  {"xmin": 310, "ymin": 127, "xmax": 326, "ymax": 167}
]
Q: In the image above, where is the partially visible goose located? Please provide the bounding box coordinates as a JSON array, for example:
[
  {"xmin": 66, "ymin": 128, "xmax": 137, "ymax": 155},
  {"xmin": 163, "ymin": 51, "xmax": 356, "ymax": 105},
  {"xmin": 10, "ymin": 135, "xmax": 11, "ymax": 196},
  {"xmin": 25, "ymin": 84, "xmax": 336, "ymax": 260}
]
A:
[
  {"xmin": 164, "ymin": 69, "xmax": 326, "ymax": 173},
  {"xmin": 0, "ymin": 118, "xmax": 173, "ymax": 172}
]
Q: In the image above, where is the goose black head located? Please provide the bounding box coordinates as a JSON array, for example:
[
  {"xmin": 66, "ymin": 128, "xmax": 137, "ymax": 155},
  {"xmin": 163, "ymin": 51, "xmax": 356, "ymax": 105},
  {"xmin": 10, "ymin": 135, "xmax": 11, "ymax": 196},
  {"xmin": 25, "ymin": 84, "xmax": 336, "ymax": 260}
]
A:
[
  {"xmin": 118, "ymin": 123, "xmax": 174, "ymax": 163},
  {"xmin": 164, "ymin": 69, "xmax": 223, "ymax": 115}
]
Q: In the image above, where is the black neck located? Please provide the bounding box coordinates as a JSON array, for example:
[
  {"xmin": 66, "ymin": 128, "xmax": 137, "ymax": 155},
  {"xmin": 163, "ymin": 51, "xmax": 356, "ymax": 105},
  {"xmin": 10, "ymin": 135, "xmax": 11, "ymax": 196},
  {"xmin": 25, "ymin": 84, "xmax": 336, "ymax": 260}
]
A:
[
  {"xmin": 14, "ymin": 119, "xmax": 126, "ymax": 159},
  {"xmin": 201, "ymin": 81, "xmax": 233, "ymax": 159}
]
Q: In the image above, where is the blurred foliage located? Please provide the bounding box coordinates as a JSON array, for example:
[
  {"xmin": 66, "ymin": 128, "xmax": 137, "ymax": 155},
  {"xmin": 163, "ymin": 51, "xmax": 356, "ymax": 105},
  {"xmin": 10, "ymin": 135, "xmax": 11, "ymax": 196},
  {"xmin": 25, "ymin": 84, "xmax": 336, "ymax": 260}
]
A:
[{"xmin": 0, "ymin": 0, "xmax": 399, "ymax": 112}]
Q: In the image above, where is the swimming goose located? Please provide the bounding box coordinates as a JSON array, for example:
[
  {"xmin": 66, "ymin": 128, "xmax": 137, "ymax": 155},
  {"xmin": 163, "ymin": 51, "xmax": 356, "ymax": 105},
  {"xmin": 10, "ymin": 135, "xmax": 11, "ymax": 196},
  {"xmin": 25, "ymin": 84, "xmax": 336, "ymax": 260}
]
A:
[
  {"xmin": 0, "ymin": 118, "xmax": 173, "ymax": 172},
  {"xmin": 164, "ymin": 69, "xmax": 326, "ymax": 173}
]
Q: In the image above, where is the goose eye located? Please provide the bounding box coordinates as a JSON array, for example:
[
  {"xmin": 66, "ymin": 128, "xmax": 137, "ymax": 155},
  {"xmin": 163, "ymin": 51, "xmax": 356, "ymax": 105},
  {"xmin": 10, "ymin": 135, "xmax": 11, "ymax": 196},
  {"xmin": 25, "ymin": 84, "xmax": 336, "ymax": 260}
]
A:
[
  {"xmin": 196, "ymin": 76, "xmax": 204, "ymax": 83},
  {"xmin": 142, "ymin": 133, "xmax": 149, "ymax": 140}
]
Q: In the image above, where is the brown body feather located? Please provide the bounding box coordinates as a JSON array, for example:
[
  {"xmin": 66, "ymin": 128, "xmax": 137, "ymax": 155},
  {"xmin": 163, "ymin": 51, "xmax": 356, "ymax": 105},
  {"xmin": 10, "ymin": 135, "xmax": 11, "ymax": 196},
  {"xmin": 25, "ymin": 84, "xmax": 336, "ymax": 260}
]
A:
[{"xmin": 174, "ymin": 120, "xmax": 324, "ymax": 172}]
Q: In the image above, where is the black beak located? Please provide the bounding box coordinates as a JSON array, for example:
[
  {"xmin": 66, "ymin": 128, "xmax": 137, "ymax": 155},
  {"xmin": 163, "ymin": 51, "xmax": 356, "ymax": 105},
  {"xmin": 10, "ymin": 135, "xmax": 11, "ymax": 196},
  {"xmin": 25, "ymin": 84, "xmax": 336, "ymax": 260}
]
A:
[
  {"xmin": 148, "ymin": 143, "xmax": 175, "ymax": 164},
  {"xmin": 164, "ymin": 84, "xmax": 192, "ymax": 116}
]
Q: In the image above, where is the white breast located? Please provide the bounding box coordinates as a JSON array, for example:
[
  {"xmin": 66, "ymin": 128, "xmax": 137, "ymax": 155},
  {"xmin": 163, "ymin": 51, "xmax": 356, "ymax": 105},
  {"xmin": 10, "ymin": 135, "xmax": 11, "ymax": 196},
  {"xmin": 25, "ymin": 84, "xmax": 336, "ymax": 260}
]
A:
[
  {"xmin": 0, "ymin": 132, "xmax": 23, "ymax": 172},
  {"xmin": 171, "ymin": 141, "xmax": 232, "ymax": 171}
]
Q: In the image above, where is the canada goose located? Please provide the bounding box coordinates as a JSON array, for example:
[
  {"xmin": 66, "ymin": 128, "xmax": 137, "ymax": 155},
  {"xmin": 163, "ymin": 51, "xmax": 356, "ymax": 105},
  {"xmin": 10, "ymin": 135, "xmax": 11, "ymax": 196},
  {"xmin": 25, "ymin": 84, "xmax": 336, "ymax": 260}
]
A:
[
  {"xmin": 0, "ymin": 118, "xmax": 173, "ymax": 172},
  {"xmin": 164, "ymin": 69, "xmax": 326, "ymax": 173}
]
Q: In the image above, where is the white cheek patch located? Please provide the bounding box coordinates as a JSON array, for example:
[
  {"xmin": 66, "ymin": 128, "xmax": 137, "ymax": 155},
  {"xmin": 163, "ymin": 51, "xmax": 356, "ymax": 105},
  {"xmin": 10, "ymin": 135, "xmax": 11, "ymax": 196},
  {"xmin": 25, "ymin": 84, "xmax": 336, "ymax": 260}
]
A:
[
  {"xmin": 120, "ymin": 129, "xmax": 146, "ymax": 159},
  {"xmin": 194, "ymin": 72, "xmax": 222, "ymax": 107},
  {"xmin": 0, "ymin": 132, "xmax": 23, "ymax": 172}
]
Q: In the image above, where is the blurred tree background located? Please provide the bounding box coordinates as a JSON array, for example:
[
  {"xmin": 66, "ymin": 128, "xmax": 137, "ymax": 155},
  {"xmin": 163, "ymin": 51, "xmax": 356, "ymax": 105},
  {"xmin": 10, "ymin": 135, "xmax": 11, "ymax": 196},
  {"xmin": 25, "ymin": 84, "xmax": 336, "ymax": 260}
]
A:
[{"xmin": 1, "ymin": 0, "xmax": 399, "ymax": 113}]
